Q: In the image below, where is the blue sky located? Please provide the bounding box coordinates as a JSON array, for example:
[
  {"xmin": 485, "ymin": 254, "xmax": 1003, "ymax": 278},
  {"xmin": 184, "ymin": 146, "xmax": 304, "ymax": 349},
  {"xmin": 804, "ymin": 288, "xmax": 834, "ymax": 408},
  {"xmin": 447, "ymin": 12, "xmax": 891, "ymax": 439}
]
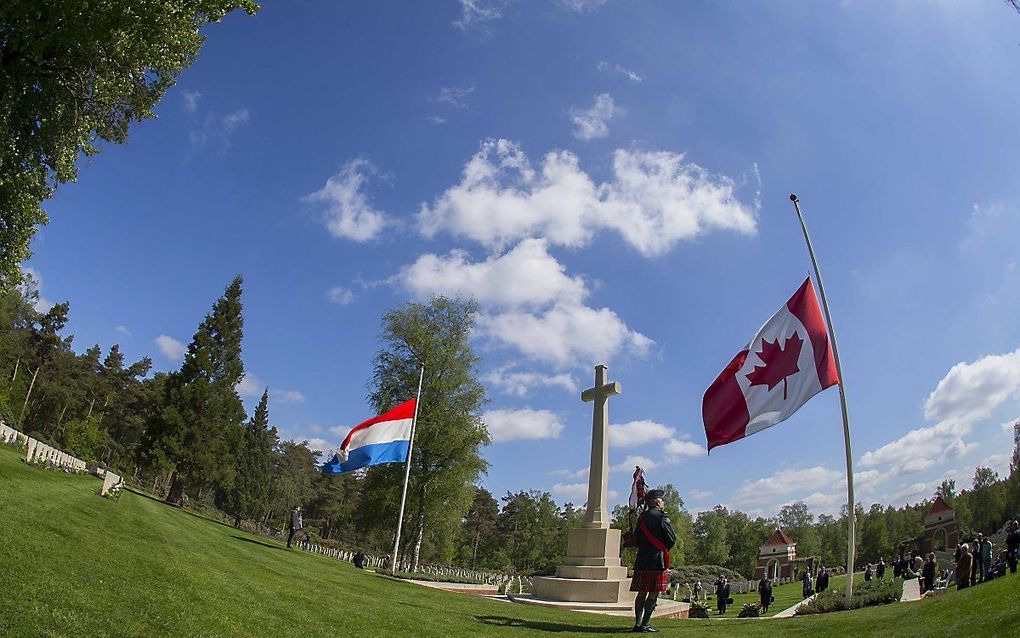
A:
[{"xmin": 26, "ymin": 0, "xmax": 1020, "ymax": 518}]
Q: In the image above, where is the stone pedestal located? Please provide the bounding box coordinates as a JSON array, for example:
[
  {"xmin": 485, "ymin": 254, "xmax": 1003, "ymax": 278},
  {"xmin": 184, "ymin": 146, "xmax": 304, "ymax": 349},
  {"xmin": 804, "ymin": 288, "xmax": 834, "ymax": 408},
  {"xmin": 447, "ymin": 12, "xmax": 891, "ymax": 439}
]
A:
[{"xmin": 531, "ymin": 526, "xmax": 631, "ymax": 603}]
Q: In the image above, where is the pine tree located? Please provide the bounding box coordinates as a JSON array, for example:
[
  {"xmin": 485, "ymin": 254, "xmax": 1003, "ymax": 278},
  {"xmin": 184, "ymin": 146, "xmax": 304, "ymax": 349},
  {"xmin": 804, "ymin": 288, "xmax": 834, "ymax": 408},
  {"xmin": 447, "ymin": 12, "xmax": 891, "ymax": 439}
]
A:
[
  {"xmin": 145, "ymin": 276, "xmax": 247, "ymax": 506},
  {"xmin": 227, "ymin": 387, "xmax": 276, "ymax": 527}
]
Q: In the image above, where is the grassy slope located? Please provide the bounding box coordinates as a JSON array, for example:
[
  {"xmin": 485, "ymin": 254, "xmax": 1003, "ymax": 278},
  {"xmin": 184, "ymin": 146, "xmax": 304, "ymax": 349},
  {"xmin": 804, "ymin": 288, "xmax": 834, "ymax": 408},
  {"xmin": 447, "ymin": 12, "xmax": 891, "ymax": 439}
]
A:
[{"xmin": 1, "ymin": 445, "xmax": 1018, "ymax": 637}]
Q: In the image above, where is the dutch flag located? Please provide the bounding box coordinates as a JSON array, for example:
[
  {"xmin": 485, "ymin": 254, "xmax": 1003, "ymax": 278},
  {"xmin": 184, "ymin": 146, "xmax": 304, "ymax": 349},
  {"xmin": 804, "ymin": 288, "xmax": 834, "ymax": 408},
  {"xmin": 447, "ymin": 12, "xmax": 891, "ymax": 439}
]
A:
[{"xmin": 321, "ymin": 398, "xmax": 416, "ymax": 474}]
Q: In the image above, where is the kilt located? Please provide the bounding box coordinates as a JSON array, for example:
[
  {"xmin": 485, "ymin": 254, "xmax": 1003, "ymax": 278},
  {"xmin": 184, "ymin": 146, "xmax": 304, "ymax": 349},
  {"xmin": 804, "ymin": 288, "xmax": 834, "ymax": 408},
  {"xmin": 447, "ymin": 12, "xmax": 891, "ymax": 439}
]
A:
[{"xmin": 630, "ymin": 569, "xmax": 669, "ymax": 593}]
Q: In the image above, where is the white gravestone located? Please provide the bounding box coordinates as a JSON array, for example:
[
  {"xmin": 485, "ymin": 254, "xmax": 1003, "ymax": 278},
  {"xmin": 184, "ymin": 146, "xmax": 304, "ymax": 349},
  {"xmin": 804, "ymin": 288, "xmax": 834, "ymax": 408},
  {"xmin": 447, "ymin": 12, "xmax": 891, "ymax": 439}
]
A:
[
  {"xmin": 25, "ymin": 438, "xmax": 37, "ymax": 463},
  {"xmin": 101, "ymin": 472, "xmax": 121, "ymax": 496}
]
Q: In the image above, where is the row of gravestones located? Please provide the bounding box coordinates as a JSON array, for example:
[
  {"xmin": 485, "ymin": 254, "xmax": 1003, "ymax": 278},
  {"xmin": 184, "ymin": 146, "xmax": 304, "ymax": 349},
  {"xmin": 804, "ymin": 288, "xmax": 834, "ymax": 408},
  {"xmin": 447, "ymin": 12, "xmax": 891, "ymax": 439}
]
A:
[
  {"xmin": 0, "ymin": 420, "xmax": 120, "ymax": 496},
  {"xmin": 298, "ymin": 540, "xmax": 517, "ymax": 588},
  {"xmin": 0, "ymin": 421, "xmax": 88, "ymax": 473}
]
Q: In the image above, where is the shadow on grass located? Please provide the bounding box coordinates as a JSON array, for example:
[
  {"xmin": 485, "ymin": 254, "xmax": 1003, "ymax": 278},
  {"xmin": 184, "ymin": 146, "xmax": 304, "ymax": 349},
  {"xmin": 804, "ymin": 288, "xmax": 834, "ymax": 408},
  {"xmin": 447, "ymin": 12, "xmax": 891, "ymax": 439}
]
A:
[
  {"xmin": 232, "ymin": 535, "xmax": 288, "ymax": 551},
  {"xmin": 125, "ymin": 487, "xmax": 238, "ymax": 531},
  {"xmin": 476, "ymin": 616, "xmax": 633, "ymax": 633}
]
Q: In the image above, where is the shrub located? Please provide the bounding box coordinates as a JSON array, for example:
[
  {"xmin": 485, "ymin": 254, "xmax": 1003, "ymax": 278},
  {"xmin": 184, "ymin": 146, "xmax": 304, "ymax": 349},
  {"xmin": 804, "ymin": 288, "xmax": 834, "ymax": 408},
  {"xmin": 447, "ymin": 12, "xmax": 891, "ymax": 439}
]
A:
[
  {"xmin": 738, "ymin": 602, "xmax": 760, "ymax": 618},
  {"xmin": 795, "ymin": 577, "xmax": 904, "ymax": 615},
  {"xmin": 688, "ymin": 600, "xmax": 711, "ymax": 619},
  {"xmin": 669, "ymin": 565, "xmax": 745, "ymax": 585}
]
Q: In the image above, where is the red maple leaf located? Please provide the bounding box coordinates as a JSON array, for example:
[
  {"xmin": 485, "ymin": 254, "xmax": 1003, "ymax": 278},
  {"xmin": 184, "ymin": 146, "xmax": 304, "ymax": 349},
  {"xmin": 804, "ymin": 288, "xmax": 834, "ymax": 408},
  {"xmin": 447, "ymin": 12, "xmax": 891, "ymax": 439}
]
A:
[{"xmin": 746, "ymin": 332, "xmax": 803, "ymax": 400}]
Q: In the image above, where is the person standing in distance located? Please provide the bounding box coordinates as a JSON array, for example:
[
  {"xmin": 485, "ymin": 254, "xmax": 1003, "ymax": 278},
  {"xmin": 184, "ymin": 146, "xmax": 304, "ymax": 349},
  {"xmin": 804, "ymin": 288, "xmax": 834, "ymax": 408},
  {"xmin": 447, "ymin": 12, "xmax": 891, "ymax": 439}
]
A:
[
  {"xmin": 287, "ymin": 505, "xmax": 303, "ymax": 549},
  {"xmin": 629, "ymin": 489, "xmax": 676, "ymax": 633}
]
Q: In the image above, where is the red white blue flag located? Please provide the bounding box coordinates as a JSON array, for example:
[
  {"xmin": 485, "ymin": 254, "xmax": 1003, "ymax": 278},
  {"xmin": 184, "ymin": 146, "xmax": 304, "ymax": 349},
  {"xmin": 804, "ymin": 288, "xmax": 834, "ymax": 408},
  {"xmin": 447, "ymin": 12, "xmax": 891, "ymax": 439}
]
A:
[
  {"xmin": 322, "ymin": 399, "xmax": 416, "ymax": 474},
  {"xmin": 702, "ymin": 278, "xmax": 839, "ymax": 452}
]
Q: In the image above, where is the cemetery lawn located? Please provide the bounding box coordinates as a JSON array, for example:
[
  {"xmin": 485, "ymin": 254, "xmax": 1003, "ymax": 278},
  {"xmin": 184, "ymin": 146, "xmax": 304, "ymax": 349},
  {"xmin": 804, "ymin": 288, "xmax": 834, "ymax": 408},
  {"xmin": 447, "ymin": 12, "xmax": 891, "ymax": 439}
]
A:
[
  {"xmin": 727, "ymin": 573, "xmax": 852, "ymax": 616},
  {"xmin": 2, "ymin": 446, "xmax": 1018, "ymax": 638}
]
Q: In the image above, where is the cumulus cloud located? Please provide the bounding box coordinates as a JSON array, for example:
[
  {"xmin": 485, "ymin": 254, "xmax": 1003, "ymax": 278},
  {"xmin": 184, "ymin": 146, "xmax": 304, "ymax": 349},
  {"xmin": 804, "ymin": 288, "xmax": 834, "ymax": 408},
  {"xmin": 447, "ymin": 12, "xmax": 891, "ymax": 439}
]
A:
[
  {"xmin": 477, "ymin": 302, "xmax": 653, "ymax": 367},
  {"xmin": 115, "ymin": 325, "xmax": 132, "ymax": 337},
  {"xmin": 154, "ymin": 335, "xmax": 187, "ymax": 362},
  {"xmin": 305, "ymin": 438, "xmax": 331, "ymax": 456},
  {"xmin": 608, "ymin": 420, "xmax": 675, "ymax": 447},
  {"xmin": 596, "ymin": 60, "xmax": 642, "ymax": 83},
  {"xmin": 418, "ymin": 139, "xmax": 757, "ymax": 257},
  {"xmin": 861, "ymin": 348, "xmax": 1020, "ymax": 474},
  {"xmin": 236, "ymin": 372, "xmax": 305, "ymax": 404},
  {"xmin": 611, "ymin": 455, "xmax": 658, "ymax": 473},
  {"xmin": 923, "ymin": 348, "xmax": 1020, "ymax": 425},
  {"xmin": 326, "ymin": 286, "xmax": 355, "ymax": 305},
  {"xmin": 484, "ymin": 367, "xmax": 577, "ymax": 397},
  {"xmin": 398, "ymin": 236, "xmax": 652, "ymax": 366},
  {"xmin": 303, "ymin": 159, "xmax": 388, "ymax": 242},
  {"xmin": 398, "ymin": 239, "xmax": 586, "ymax": 308},
  {"xmin": 663, "ymin": 438, "xmax": 706, "ymax": 460},
  {"xmin": 19, "ymin": 267, "xmax": 54, "ymax": 313},
  {"xmin": 570, "ymin": 93, "xmax": 619, "ymax": 141},
  {"xmin": 732, "ymin": 466, "xmax": 843, "ymax": 507},
  {"xmin": 552, "ymin": 482, "xmax": 589, "ymax": 502},
  {"xmin": 483, "ymin": 408, "xmax": 565, "ymax": 442}
]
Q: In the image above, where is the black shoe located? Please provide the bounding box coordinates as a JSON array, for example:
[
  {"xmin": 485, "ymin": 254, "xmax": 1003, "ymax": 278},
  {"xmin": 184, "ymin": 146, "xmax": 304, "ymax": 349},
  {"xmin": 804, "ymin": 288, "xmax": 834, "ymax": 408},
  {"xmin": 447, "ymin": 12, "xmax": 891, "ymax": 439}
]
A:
[
  {"xmin": 631, "ymin": 626, "xmax": 643, "ymax": 633},
  {"xmin": 641, "ymin": 627, "xmax": 658, "ymax": 633}
]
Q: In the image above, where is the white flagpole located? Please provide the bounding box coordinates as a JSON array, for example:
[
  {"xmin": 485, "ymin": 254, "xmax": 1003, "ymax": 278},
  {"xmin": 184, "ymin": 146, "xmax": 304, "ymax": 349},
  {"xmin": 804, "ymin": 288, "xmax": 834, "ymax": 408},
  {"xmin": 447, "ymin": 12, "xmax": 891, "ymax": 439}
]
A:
[
  {"xmin": 391, "ymin": 361, "xmax": 426, "ymax": 575},
  {"xmin": 790, "ymin": 193, "xmax": 857, "ymax": 605}
]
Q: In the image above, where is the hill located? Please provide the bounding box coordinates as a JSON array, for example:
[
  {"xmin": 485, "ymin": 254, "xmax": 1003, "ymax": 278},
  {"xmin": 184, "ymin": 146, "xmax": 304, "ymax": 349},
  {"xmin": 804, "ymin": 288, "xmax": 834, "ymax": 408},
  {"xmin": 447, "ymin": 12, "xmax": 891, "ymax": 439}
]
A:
[{"xmin": 1, "ymin": 445, "xmax": 1017, "ymax": 637}]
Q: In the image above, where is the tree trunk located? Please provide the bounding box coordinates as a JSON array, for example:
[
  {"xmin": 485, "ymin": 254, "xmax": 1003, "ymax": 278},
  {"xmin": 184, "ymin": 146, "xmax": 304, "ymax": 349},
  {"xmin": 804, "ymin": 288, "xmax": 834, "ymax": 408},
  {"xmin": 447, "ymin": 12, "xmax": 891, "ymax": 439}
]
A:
[
  {"xmin": 57, "ymin": 402, "xmax": 68, "ymax": 425},
  {"xmin": 18, "ymin": 366, "xmax": 39, "ymax": 427},
  {"xmin": 411, "ymin": 508, "xmax": 426, "ymax": 573},
  {"xmin": 166, "ymin": 472, "xmax": 185, "ymax": 507},
  {"xmin": 9, "ymin": 356, "xmax": 19, "ymax": 389},
  {"xmin": 471, "ymin": 530, "xmax": 480, "ymax": 570},
  {"xmin": 85, "ymin": 397, "xmax": 96, "ymax": 420}
]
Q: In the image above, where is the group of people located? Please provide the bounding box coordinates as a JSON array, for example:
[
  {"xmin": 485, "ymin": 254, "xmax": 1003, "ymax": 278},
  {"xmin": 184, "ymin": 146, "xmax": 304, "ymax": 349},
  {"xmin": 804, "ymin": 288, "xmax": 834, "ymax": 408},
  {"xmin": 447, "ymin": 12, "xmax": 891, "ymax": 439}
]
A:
[{"xmin": 955, "ymin": 521, "xmax": 1020, "ymax": 590}]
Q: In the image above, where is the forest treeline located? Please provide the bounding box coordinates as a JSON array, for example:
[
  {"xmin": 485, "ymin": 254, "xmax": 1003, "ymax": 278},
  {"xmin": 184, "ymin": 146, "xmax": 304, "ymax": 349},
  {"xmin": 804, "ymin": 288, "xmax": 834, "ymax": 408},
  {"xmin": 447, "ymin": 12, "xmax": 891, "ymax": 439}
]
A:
[{"xmin": 3, "ymin": 277, "xmax": 1019, "ymax": 577}]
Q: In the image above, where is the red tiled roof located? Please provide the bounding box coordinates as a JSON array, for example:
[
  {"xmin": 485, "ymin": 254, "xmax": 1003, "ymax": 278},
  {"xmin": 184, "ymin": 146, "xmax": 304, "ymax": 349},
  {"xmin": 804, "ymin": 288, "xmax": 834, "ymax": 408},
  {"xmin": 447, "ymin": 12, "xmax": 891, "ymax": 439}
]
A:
[
  {"xmin": 928, "ymin": 496, "xmax": 954, "ymax": 516},
  {"xmin": 762, "ymin": 529, "xmax": 796, "ymax": 547}
]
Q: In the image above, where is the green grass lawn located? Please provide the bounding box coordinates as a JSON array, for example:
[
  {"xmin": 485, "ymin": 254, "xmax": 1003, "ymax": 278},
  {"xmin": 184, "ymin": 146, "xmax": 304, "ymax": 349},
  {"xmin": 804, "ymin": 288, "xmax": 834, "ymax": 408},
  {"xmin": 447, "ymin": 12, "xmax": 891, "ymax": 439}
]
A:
[
  {"xmin": 727, "ymin": 573, "xmax": 853, "ymax": 616},
  {"xmin": 2, "ymin": 444, "xmax": 1019, "ymax": 637}
]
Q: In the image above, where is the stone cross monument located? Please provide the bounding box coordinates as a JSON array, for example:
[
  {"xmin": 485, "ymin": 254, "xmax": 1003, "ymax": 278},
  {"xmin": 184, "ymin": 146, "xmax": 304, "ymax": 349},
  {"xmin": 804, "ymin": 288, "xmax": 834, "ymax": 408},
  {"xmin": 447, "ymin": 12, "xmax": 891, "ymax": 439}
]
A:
[
  {"xmin": 530, "ymin": 364, "xmax": 630, "ymax": 603},
  {"xmin": 580, "ymin": 364, "xmax": 620, "ymax": 529}
]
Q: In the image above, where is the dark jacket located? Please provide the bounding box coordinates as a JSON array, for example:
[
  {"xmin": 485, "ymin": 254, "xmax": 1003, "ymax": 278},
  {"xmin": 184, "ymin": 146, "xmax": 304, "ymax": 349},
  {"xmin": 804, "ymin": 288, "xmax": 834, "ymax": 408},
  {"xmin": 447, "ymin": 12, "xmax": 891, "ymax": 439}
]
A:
[
  {"xmin": 290, "ymin": 508, "xmax": 303, "ymax": 530},
  {"xmin": 921, "ymin": 560, "xmax": 936, "ymax": 592},
  {"xmin": 634, "ymin": 507, "xmax": 676, "ymax": 571}
]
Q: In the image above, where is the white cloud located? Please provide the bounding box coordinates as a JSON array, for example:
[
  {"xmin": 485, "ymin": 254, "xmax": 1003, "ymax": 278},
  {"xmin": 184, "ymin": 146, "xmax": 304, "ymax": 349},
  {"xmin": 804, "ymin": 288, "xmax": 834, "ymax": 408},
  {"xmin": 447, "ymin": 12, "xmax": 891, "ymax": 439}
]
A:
[
  {"xmin": 923, "ymin": 348, "xmax": 1020, "ymax": 424},
  {"xmin": 483, "ymin": 408, "xmax": 565, "ymax": 443},
  {"xmin": 608, "ymin": 420, "xmax": 675, "ymax": 447},
  {"xmin": 689, "ymin": 489, "xmax": 713, "ymax": 500},
  {"xmin": 453, "ymin": 0, "xmax": 503, "ymax": 30},
  {"xmin": 182, "ymin": 90, "xmax": 202, "ymax": 113},
  {"xmin": 552, "ymin": 482, "xmax": 589, "ymax": 502},
  {"xmin": 189, "ymin": 107, "xmax": 249, "ymax": 148},
  {"xmin": 732, "ymin": 466, "xmax": 843, "ymax": 507},
  {"xmin": 663, "ymin": 438, "xmax": 706, "ymax": 460},
  {"xmin": 154, "ymin": 335, "xmax": 187, "ymax": 362},
  {"xmin": 418, "ymin": 139, "xmax": 758, "ymax": 257},
  {"xmin": 305, "ymin": 438, "xmax": 331, "ymax": 456},
  {"xmin": 426, "ymin": 115, "xmax": 447, "ymax": 125},
  {"xmin": 862, "ymin": 349, "xmax": 1020, "ymax": 475},
  {"xmin": 570, "ymin": 93, "xmax": 620, "ymax": 141},
  {"xmin": 329, "ymin": 425, "xmax": 352, "ymax": 439},
  {"xmin": 562, "ymin": 0, "xmax": 608, "ymax": 12},
  {"xmin": 303, "ymin": 159, "xmax": 388, "ymax": 242},
  {"xmin": 978, "ymin": 452, "xmax": 1011, "ymax": 477},
  {"xmin": 434, "ymin": 85, "xmax": 474, "ymax": 108},
  {"xmin": 596, "ymin": 60, "xmax": 642, "ymax": 83},
  {"xmin": 477, "ymin": 302, "xmax": 653, "ymax": 367},
  {"xmin": 1003, "ymin": 419, "xmax": 1019, "ymax": 434},
  {"xmin": 484, "ymin": 367, "xmax": 577, "ymax": 397},
  {"xmin": 115, "ymin": 325, "xmax": 132, "ymax": 337},
  {"xmin": 221, "ymin": 108, "xmax": 249, "ymax": 135},
  {"xmin": 398, "ymin": 239, "xmax": 586, "ymax": 308},
  {"xmin": 326, "ymin": 286, "xmax": 355, "ymax": 305},
  {"xmin": 19, "ymin": 267, "xmax": 55, "ymax": 313},
  {"xmin": 553, "ymin": 466, "xmax": 589, "ymax": 481},
  {"xmin": 236, "ymin": 372, "xmax": 304, "ymax": 404},
  {"xmin": 397, "ymin": 237, "xmax": 650, "ymax": 366},
  {"xmin": 611, "ymin": 455, "xmax": 657, "ymax": 473}
]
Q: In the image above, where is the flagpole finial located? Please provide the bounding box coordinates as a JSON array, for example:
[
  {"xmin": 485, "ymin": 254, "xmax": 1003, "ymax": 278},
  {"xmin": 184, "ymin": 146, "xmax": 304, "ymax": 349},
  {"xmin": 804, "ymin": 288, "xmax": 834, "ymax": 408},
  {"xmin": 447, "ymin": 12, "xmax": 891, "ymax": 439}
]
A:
[{"xmin": 789, "ymin": 193, "xmax": 799, "ymax": 202}]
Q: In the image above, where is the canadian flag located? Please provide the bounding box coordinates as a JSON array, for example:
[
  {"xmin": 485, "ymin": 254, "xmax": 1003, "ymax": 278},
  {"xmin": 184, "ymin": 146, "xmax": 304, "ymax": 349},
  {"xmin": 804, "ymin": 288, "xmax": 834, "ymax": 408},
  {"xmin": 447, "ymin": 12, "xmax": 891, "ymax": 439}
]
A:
[{"xmin": 702, "ymin": 277, "xmax": 839, "ymax": 451}]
